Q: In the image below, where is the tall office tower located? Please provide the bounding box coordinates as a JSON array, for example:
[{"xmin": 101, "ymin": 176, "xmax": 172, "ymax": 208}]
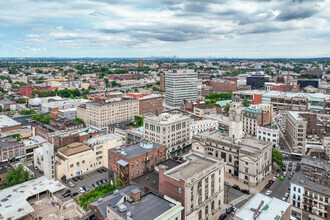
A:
[
  {"xmin": 138, "ymin": 59, "xmax": 144, "ymax": 67},
  {"xmin": 165, "ymin": 69, "xmax": 198, "ymax": 107},
  {"xmin": 43, "ymin": 142, "xmax": 55, "ymax": 180}
]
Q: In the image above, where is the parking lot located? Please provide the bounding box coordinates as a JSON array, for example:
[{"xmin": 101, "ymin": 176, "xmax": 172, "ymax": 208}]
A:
[{"xmin": 62, "ymin": 167, "xmax": 110, "ymax": 198}]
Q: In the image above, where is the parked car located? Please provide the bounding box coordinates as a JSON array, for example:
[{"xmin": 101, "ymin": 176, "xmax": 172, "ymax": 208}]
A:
[
  {"xmin": 78, "ymin": 187, "xmax": 85, "ymax": 194},
  {"xmin": 78, "ymin": 176, "xmax": 84, "ymax": 180},
  {"xmin": 101, "ymin": 168, "xmax": 108, "ymax": 172},
  {"xmin": 72, "ymin": 177, "xmax": 79, "ymax": 182},
  {"xmin": 241, "ymin": 189, "xmax": 250, "ymax": 195},
  {"xmin": 284, "ymin": 192, "xmax": 290, "ymax": 198},
  {"xmin": 224, "ymin": 181, "xmax": 230, "ymax": 186},
  {"xmin": 92, "ymin": 183, "xmax": 98, "ymax": 188},
  {"xmin": 63, "ymin": 193, "xmax": 71, "ymax": 198},
  {"xmin": 288, "ymin": 167, "xmax": 292, "ymax": 171},
  {"xmin": 288, "ymin": 175, "xmax": 292, "ymax": 180},
  {"xmin": 219, "ymin": 214, "xmax": 227, "ymax": 220},
  {"xmin": 282, "ymin": 197, "xmax": 287, "ymax": 201},
  {"xmin": 272, "ymin": 177, "xmax": 277, "ymax": 182},
  {"xmin": 265, "ymin": 183, "xmax": 271, "ymax": 189},
  {"xmin": 97, "ymin": 180, "xmax": 103, "ymax": 185},
  {"xmin": 280, "ymin": 176, "xmax": 284, "ymax": 180},
  {"xmin": 226, "ymin": 207, "xmax": 234, "ymax": 214},
  {"xmin": 232, "ymin": 185, "xmax": 240, "ymax": 190},
  {"xmin": 82, "ymin": 186, "xmax": 90, "ymax": 192},
  {"xmin": 33, "ymin": 165, "xmax": 38, "ymax": 170},
  {"xmin": 71, "ymin": 192, "xmax": 79, "ymax": 197},
  {"xmin": 283, "ymin": 172, "xmax": 287, "ymax": 177},
  {"xmin": 282, "ymin": 166, "xmax": 286, "ymax": 171},
  {"xmin": 68, "ymin": 181, "xmax": 75, "ymax": 187},
  {"xmin": 97, "ymin": 169, "xmax": 104, "ymax": 173},
  {"xmin": 101, "ymin": 179, "xmax": 108, "ymax": 184},
  {"xmin": 268, "ymin": 180, "xmax": 274, "ymax": 185},
  {"xmin": 39, "ymin": 170, "xmax": 44, "ymax": 174},
  {"xmin": 265, "ymin": 190, "xmax": 272, "ymax": 196},
  {"xmin": 61, "ymin": 189, "xmax": 71, "ymax": 196}
]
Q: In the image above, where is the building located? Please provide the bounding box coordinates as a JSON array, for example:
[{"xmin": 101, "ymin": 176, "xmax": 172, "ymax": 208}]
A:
[
  {"xmin": 23, "ymin": 135, "xmax": 48, "ymax": 158},
  {"xmin": 55, "ymin": 142, "xmax": 95, "ymax": 180},
  {"xmin": 0, "ymin": 176, "xmax": 66, "ymax": 220},
  {"xmin": 193, "ymin": 130, "xmax": 273, "ymax": 187},
  {"xmin": 138, "ymin": 94, "xmax": 163, "ymax": 115},
  {"xmin": 0, "ymin": 136, "xmax": 25, "ymax": 162},
  {"xmin": 232, "ymin": 90, "xmax": 263, "ymax": 105},
  {"xmin": 290, "ymin": 157, "xmax": 329, "ymax": 220},
  {"xmin": 234, "ymin": 193, "xmax": 290, "ymax": 220},
  {"xmin": 197, "ymin": 84, "xmax": 211, "ymax": 98},
  {"xmin": 0, "ymin": 100, "xmax": 16, "ymax": 110},
  {"xmin": 257, "ymin": 125, "xmax": 280, "ymax": 147},
  {"xmin": 57, "ymin": 108, "xmax": 77, "ymax": 120},
  {"xmin": 159, "ymin": 152, "xmax": 225, "ymax": 220},
  {"xmin": 190, "ymin": 119, "xmax": 218, "ymax": 139},
  {"xmin": 34, "ymin": 118, "xmax": 84, "ymax": 145},
  {"xmin": 0, "ymin": 161, "xmax": 11, "ymax": 187},
  {"xmin": 165, "ymin": 69, "xmax": 198, "ymax": 107},
  {"xmin": 88, "ymin": 184, "xmax": 183, "ymax": 220},
  {"xmin": 76, "ymin": 104, "xmax": 87, "ymax": 124},
  {"xmin": 84, "ymin": 133, "xmax": 124, "ymax": 167},
  {"xmin": 54, "ymin": 126, "xmax": 102, "ymax": 148},
  {"xmin": 181, "ymin": 99, "xmax": 206, "ymax": 112},
  {"xmin": 144, "ymin": 110, "xmax": 191, "ymax": 156},
  {"xmin": 285, "ymin": 111, "xmax": 307, "ymax": 154},
  {"xmin": 296, "ymin": 78, "xmax": 318, "ymax": 89},
  {"xmin": 20, "ymin": 85, "xmax": 52, "ymax": 98},
  {"xmin": 210, "ymin": 79, "xmax": 237, "ymax": 93},
  {"xmin": 160, "ymin": 73, "xmax": 165, "ymax": 91},
  {"xmin": 138, "ymin": 59, "xmax": 144, "ymax": 67},
  {"xmin": 246, "ymin": 74, "xmax": 269, "ymax": 89},
  {"xmin": 0, "ymin": 115, "xmax": 22, "ymax": 132},
  {"xmin": 40, "ymin": 98, "xmax": 90, "ymax": 113},
  {"xmin": 193, "ymin": 105, "xmax": 221, "ymax": 117},
  {"xmin": 108, "ymin": 141, "xmax": 166, "ymax": 185},
  {"xmin": 85, "ymin": 97, "xmax": 139, "ymax": 133},
  {"xmin": 242, "ymin": 104, "xmax": 272, "ymax": 136},
  {"xmin": 34, "ymin": 142, "xmax": 55, "ymax": 179}
]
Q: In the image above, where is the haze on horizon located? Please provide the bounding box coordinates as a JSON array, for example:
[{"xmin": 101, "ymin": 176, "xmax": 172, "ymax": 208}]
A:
[{"xmin": 0, "ymin": 0, "xmax": 330, "ymax": 58}]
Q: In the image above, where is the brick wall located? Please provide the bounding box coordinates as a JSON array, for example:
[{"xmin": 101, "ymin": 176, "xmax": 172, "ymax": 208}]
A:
[{"xmin": 139, "ymin": 97, "xmax": 163, "ymax": 115}]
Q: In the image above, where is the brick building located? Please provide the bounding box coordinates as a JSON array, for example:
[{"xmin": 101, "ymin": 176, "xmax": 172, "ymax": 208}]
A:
[
  {"xmin": 181, "ymin": 99, "xmax": 206, "ymax": 112},
  {"xmin": 108, "ymin": 142, "xmax": 166, "ymax": 185},
  {"xmin": 160, "ymin": 73, "xmax": 165, "ymax": 91},
  {"xmin": 20, "ymin": 85, "xmax": 52, "ymax": 98},
  {"xmin": 210, "ymin": 79, "xmax": 237, "ymax": 93},
  {"xmin": 0, "ymin": 115, "xmax": 22, "ymax": 132},
  {"xmin": 159, "ymin": 152, "xmax": 225, "ymax": 220},
  {"xmin": 138, "ymin": 94, "xmax": 163, "ymax": 115},
  {"xmin": 0, "ymin": 161, "xmax": 11, "ymax": 187}
]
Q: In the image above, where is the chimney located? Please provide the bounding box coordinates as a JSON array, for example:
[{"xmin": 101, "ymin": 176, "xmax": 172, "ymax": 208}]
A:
[{"xmin": 130, "ymin": 189, "xmax": 141, "ymax": 202}]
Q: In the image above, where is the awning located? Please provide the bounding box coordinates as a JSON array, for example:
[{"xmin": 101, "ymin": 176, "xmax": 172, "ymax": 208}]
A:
[
  {"xmin": 117, "ymin": 159, "xmax": 129, "ymax": 166},
  {"xmin": 220, "ymin": 126, "xmax": 226, "ymax": 131}
]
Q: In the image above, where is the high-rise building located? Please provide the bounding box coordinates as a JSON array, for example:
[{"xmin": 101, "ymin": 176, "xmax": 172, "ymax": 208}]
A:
[
  {"xmin": 165, "ymin": 69, "xmax": 198, "ymax": 107},
  {"xmin": 138, "ymin": 59, "xmax": 144, "ymax": 67},
  {"xmin": 144, "ymin": 110, "xmax": 191, "ymax": 156},
  {"xmin": 285, "ymin": 111, "xmax": 307, "ymax": 154},
  {"xmin": 42, "ymin": 142, "xmax": 55, "ymax": 179},
  {"xmin": 160, "ymin": 73, "xmax": 165, "ymax": 91}
]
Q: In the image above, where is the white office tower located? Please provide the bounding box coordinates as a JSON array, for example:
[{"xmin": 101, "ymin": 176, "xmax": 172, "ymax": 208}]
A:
[
  {"xmin": 165, "ymin": 69, "xmax": 198, "ymax": 107},
  {"xmin": 43, "ymin": 142, "xmax": 55, "ymax": 179}
]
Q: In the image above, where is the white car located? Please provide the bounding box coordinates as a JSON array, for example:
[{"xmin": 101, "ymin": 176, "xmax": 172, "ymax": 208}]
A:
[
  {"xmin": 68, "ymin": 181, "xmax": 75, "ymax": 187},
  {"xmin": 265, "ymin": 190, "xmax": 272, "ymax": 196},
  {"xmin": 78, "ymin": 187, "xmax": 85, "ymax": 193},
  {"xmin": 224, "ymin": 181, "xmax": 230, "ymax": 186},
  {"xmin": 284, "ymin": 192, "xmax": 290, "ymax": 198},
  {"xmin": 272, "ymin": 177, "xmax": 277, "ymax": 182},
  {"xmin": 282, "ymin": 197, "xmax": 287, "ymax": 201}
]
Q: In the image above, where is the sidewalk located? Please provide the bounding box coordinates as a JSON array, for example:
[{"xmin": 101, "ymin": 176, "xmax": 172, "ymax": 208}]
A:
[{"xmin": 224, "ymin": 172, "xmax": 274, "ymax": 194}]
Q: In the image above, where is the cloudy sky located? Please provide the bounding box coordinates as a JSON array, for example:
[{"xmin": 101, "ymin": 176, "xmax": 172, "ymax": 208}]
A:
[{"xmin": 0, "ymin": 0, "xmax": 329, "ymax": 58}]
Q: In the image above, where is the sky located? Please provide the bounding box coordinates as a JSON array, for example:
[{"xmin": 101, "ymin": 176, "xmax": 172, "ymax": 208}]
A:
[{"xmin": 0, "ymin": 0, "xmax": 330, "ymax": 58}]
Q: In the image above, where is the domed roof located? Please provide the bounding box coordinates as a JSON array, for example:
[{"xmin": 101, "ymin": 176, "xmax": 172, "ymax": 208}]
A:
[
  {"xmin": 276, "ymin": 73, "xmax": 285, "ymax": 83},
  {"xmin": 30, "ymin": 98, "xmax": 41, "ymax": 106},
  {"xmin": 232, "ymin": 95, "xmax": 241, "ymax": 102}
]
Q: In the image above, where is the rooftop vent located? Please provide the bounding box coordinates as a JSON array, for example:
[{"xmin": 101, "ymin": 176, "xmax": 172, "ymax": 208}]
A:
[{"xmin": 118, "ymin": 204, "xmax": 127, "ymax": 212}]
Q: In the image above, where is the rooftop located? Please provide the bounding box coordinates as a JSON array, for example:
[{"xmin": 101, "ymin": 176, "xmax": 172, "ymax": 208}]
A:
[
  {"xmin": 138, "ymin": 94, "xmax": 163, "ymax": 100},
  {"xmin": 57, "ymin": 142, "xmax": 91, "ymax": 157},
  {"xmin": 291, "ymin": 171, "xmax": 330, "ymax": 196},
  {"xmin": 111, "ymin": 142, "xmax": 163, "ymax": 159},
  {"xmin": 145, "ymin": 109, "xmax": 190, "ymax": 124},
  {"xmin": 0, "ymin": 136, "xmax": 24, "ymax": 150},
  {"xmin": 0, "ymin": 176, "xmax": 65, "ymax": 220},
  {"xmin": 0, "ymin": 161, "xmax": 11, "ymax": 175},
  {"xmin": 287, "ymin": 111, "xmax": 308, "ymax": 122},
  {"xmin": 23, "ymin": 135, "xmax": 47, "ymax": 147},
  {"xmin": 84, "ymin": 133, "xmax": 123, "ymax": 146},
  {"xmin": 165, "ymin": 152, "xmax": 220, "ymax": 181},
  {"xmin": 235, "ymin": 193, "xmax": 290, "ymax": 220},
  {"xmin": 0, "ymin": 115, "xmax": 21, "ymax": 129}
]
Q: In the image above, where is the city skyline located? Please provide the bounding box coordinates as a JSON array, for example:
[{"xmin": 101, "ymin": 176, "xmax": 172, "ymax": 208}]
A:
[{"xmin": 0, "ymin": 0, "xmax": 330, "ymax": 58}]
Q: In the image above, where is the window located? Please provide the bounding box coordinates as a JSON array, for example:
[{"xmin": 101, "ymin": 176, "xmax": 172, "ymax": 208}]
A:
[
  {"xmin": 298, "ymin": 188, "xmax": 301, "ymax": 193},
  {"xmin": 297, "ymin": 202, "xmax": 300, "ymax": 208},
  {"xmin": 131, "ymin": 162, "xmax": 134, "ymax": 167},
  {"xmin": 136, "ymin": 161, "xmax": 139, "ymax": 165},
  {"xmin": 198, "ymin": 211, "xmax": 202, "ymax": 219},
  {"xmin": 293, "ymin": 201, "xmax": 296, "ymax": 206},
  {"xmin": 293, "ymin": 187, "xmax": 296, "ymax": 192},
  {"xmin": 211, "ymin": 201, "xmax": 214, "ymax": 210},
  {"xmin": 82, "ymin": 160, "xmax": 85, "ymax": 164},
  {"xmin": 178, "ymin": 187, "xmax": 181, "ymax": 193},
  {"xmin": 205, "ymin": 205, "xmax": 208, "ymax": 216},
  {"xmin": 293, "ymin": 194, "xmax": 296, "ymax": 199},
  {"xmin": 298, "ymin": 195, "xmax": 300, "ymax": 201},
  {"xmin": 70, "ymin": 164, "xmax": 73, "ymax": 168}
]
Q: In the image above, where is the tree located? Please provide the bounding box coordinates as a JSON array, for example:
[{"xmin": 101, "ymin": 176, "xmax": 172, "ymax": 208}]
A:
[
  {"xmin": 20, "ymin": 109, "xmax": 37, "ymax": 115},
  {"xmin": 134, "ymin": 88, "xmax": 139, "ymax": 92},
  {"xmin": 0, "ymin": 105, "xmax": 2, "ymax": 112},
  {"xmin": 69, "ymin": 94, "xmax": 75, "ymax": 99},
  {"xmin": 73, "ymin": 118, "xmax": 85, "ymax": 127},
  {"xmin": 18, "ymin": 98, "xmax": 26, "ymax": 104},
  {"xmin": 83, "ymin": 94, "xmax": 88, "ymax": 99},
  {"xmin": 242, "ymin": 99, "xmax": 251, "ymax": 107},
  {"xmin": 272, "ymin": 148, "xmax": 283, "ymax": 167},
  {"xmin": 4, "ymin": 164, "xmax": 33, "ymax": 187},
  {"xmin": 224, "ymin": 105, "xmax": 230, "ymax": 112}
]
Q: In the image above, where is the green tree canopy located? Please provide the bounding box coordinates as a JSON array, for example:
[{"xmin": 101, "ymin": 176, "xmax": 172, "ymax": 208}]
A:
[
  {"xmin": 4, "ymin": 164, "xmax": 33, "ymax": 187},
  {"xmin": 242, "ymin": 98, "xmax": 251, "ymax": 107},
  {"xmin": 73, "ymin": 118, "xmax": 85, "ymax": 126},
  {"xmin": 272, "ymin": 148, "xmax": 283, "ymax": 167},
  {"xmin": 224, "ymin": 105, "xmax": 230, "ymax": 112}
]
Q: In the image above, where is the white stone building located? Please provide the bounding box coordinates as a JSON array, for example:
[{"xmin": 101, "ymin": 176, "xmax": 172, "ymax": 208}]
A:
[
  {"xmin": 190, "ymin": 119, "xmax": 218, "ymax": 139},
  {"xmin": 257, "ymin": 125, "xmax": 280, "ymax": 147}
]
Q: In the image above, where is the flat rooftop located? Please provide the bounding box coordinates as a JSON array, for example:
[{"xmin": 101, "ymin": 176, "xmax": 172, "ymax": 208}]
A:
[
  {"xmin": 0, "ymin": 161, "xmax": 11, "ymax": 175},
  {"xmin": 291, "ymin": 171, "xmax": 330, "ymax": 196},
  {"xmin": 0, "ymin": 136, "xmax": 24, "ymax": 150},
  {"xmin": 165, "ymin": 152, "xmax": 219, "ymax": 181},
  {"xmin": 0, "ymin": 176, "xmax": 65, "ymax": 220},
  {"xmin": 235, "ymin": 193, "xmax": 290, "ymax": 220},
  {"xmin": 111, "ymin": 142, "xmax": 163, "ymax": 159},
  {"xmin": 0, "ymin": 115, "xmax": 21, "ymax": 129},
  {"xmin": 287, "ymin": 111, "xmax": 308, "ymax": 122},
  {"xmin": 84, "ymin": 133, "xmax": 123, "ymax": 146}
]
